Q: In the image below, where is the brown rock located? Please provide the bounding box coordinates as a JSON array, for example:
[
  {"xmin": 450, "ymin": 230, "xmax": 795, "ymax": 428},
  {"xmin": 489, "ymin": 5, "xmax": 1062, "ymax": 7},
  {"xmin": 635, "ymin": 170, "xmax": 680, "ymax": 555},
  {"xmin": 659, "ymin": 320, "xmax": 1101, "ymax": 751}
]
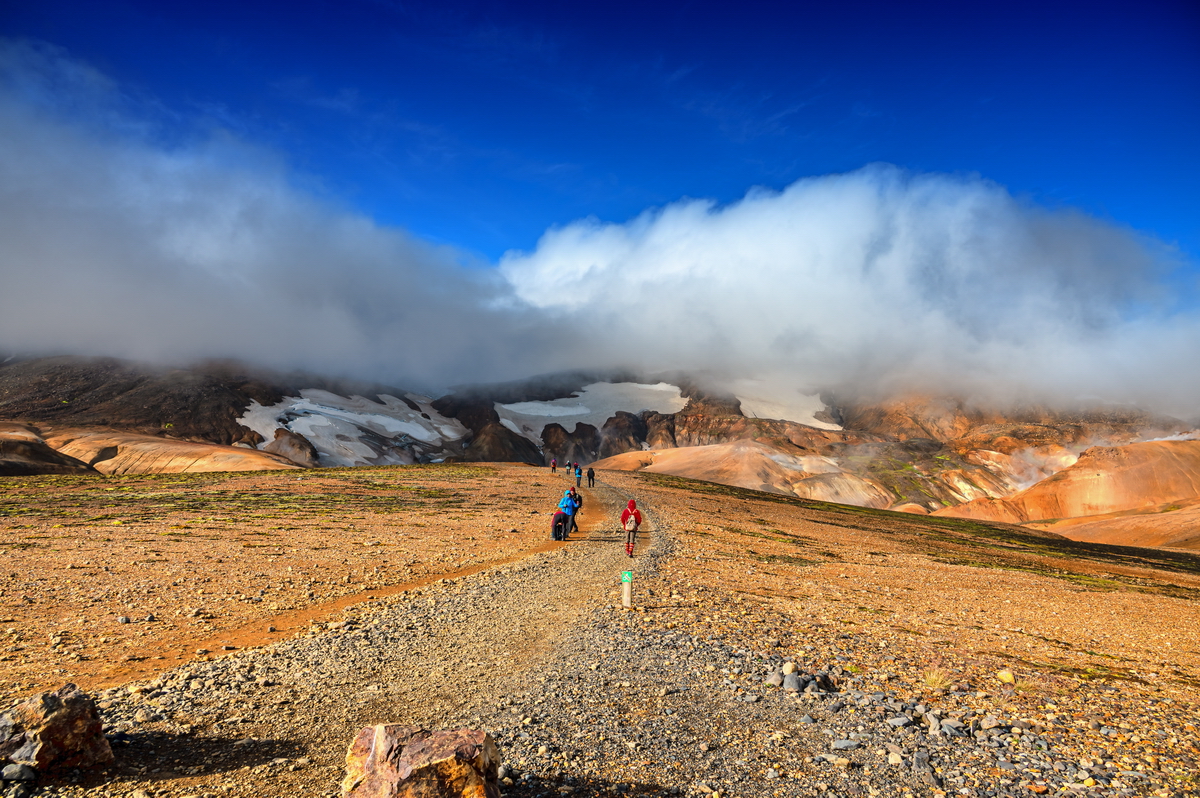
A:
[
  {"xmin": 541, "ymin": 422, "xmax": 600, "ymax": 465},
  {"xmin": 1032, "ymin": 496, "xmax": 1200, "ymax": 550},
  {"xmin": 599, "ymin": 412, "xmax": 647, "ymax": 459},
  {"xmin": 0, "ymin": 684, "xmax": 113, "ymax": 771},
  {"xmin": 460, "ymin": 423, "xmax": 542, "ymax": 465},
  {"xmin": 429, "ymin": 395, "xmax": 502, "ymax": 435},
  {"xmin": 643, "ymin": 412, "xmax": 677, "ymax": 449},
  {"xmin": 262, "ymin": 428, "xmax": 320, "ymax": 467},
  {"xmin": 342, "ymin": 725, "xmax": 500, "ymax": 798},
  {"xmin": 0, "ymin": 356, "xmax": 288, "ymax": 445}
]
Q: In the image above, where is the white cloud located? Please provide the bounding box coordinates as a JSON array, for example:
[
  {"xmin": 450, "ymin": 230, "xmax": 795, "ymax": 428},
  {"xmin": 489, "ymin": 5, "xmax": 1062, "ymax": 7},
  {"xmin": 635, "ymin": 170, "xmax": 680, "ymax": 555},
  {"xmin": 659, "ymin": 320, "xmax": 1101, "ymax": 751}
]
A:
[
  {"xmin": 0, "ymin": 39, "xmax": 565, "ymax": 390},
  {"xmin": 502, "ymin": 166, "xmax": 1200, "ymax": 414},
  {"xmin": 3, "ymin": 39, "xmax": 1197, "ymax": 418}
]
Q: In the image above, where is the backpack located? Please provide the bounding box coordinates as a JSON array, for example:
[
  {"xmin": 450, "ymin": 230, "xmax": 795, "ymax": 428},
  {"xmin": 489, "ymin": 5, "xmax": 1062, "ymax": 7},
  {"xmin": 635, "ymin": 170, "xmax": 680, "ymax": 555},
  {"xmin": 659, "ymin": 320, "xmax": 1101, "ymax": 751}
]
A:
[{"xmin": 624, "ymin": 513, "xmax": 638, "ymax": 532}]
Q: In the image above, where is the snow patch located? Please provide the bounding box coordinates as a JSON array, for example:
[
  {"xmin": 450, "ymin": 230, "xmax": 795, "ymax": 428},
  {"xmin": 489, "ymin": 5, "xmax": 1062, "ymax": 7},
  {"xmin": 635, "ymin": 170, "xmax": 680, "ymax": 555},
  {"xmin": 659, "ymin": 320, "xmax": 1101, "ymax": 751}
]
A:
[
  {"xmin": 731, "ymin": 378, "xmax": 841, "ymax": 430},
  {"xmin": 495, "ymin": 382, "xmax": 687, "ymax": 443},
  {"xmin": 766, "ymin": 452, "xmax": 844, "ymax": 475},
  {"xmin": 237, "ymin": 389, "xmax": 469, "ymax": 467}
]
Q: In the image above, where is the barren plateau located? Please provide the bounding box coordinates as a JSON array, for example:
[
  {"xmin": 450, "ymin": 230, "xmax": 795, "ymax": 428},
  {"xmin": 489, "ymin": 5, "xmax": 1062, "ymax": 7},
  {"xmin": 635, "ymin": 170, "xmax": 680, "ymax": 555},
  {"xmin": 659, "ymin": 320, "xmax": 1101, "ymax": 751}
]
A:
[{"xmin": 2, "ymin": 464, "xmax": 1198, "ymax": 798}]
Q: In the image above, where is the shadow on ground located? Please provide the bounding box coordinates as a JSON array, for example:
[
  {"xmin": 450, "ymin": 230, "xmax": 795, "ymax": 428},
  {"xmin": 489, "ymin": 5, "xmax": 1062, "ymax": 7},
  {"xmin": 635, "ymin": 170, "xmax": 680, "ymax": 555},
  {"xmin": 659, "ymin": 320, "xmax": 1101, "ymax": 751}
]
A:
[{"xmin": 38, "ymin": 729, "xmax": 306, "ymax": 791}]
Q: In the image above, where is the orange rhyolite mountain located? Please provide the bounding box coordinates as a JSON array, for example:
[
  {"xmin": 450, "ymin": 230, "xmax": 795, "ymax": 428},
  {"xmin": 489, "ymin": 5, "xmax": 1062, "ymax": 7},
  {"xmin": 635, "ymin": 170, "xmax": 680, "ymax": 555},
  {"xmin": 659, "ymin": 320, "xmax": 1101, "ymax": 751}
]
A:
[
  {"xmin": 1027, "ymin": 497, "xmax": 1200, "ymax": 550},
  {"xmin": 42, "ymin": 428, "xmax": 300, "ymax": 474},
  {"xmin": 591, "ymin": 439, "xmax": 896, "ymax": 508},
  {"xmin": 934, "ymin": 439, "xmax": 1200, "ymax": 528}
]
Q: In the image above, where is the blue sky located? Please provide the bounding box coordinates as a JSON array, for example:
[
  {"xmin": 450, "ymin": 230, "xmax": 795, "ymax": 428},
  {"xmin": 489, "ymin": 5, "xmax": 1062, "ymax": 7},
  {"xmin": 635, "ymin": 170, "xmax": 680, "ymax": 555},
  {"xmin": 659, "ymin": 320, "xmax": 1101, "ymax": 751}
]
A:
[
  {"xmin": 3, "ymin": 1, "xmax": 1200, "ymax": 407},
  {"xmin": 4, "ymin": 0, "xmax": 1198, "ymax": 262}
]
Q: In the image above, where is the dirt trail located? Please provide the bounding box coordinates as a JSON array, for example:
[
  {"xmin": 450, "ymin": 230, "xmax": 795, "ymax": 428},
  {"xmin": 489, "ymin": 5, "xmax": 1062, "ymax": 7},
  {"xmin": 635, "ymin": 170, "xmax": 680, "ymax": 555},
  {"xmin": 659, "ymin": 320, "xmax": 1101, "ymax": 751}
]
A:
[
  {"xmin": 95, "ymin": 533, "xmax": 579, "ymax": 689},
  {"xmin": 71, "ymin": 479, "xmax": 654, "ymax": 797},
  {"xmin": 31, "ymin": 468, "xmax": 1200, "ymax": 798}
]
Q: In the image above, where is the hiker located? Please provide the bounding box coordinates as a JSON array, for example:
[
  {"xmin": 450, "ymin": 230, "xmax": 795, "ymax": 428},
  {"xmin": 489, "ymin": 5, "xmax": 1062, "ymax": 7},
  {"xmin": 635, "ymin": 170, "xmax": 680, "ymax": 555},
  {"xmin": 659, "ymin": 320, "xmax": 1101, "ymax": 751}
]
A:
[
  {"xmin": 586, "ymin": 466, "xmax": 595, "ymax": 487},
  {"xmin": 574, "ymin": 463, "xmax": 583, "ymax": 487},
  {"xmin": 550, "ymin": 458, "xmax": 557, "ymax": 473},
  {"xmin": 568, "ymin": 486, "xmax": 583, "ymax": 537},
  {"xmin": 557, "ymin": 489, "xmax": 577, "ymax": 540},
  {"xmin": 621, "ymin": 499, "xmax": 642, "ymax": 557},
  {"xmin": 550, "ymin": 508, "xmax": 569, "ymax": 541}
]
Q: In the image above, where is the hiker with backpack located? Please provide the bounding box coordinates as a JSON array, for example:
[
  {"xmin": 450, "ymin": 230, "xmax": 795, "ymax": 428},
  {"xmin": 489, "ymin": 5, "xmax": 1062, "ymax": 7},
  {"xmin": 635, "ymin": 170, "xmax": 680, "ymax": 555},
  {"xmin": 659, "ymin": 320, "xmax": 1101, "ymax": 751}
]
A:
[
  {"xmin": 550, "ymin": 507, "xmax": 569, "ymax": 541},
  {"xmin": 574, "ymin": 463, "xmax": 583, "ymax": 487},
  {"xmin": 621, "ymin": 499, "xmax": 642, "ymax": 557},
  {"xmin": 556, "ymin": 489, "xmax": 576, "ymax": 540},
  {"xmin": 568, "ymin": 486, "xmax": 583, "ymax": 537},
  {"xmin": 586, "ymin": 466, "xmax": 595, "ymax": 487},
  {"xmin": 551, "ymin": 457, "xmax": 557, "ymax": 473}
]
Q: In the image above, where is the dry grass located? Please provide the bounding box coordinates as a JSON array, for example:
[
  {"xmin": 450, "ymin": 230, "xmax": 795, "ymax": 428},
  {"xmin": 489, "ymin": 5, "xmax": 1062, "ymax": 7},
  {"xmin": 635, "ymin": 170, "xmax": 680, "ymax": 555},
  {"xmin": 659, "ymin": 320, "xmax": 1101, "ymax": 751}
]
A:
[{"xmin": 921, "ymin": 666, "xmax": 953, "ymax": 691}]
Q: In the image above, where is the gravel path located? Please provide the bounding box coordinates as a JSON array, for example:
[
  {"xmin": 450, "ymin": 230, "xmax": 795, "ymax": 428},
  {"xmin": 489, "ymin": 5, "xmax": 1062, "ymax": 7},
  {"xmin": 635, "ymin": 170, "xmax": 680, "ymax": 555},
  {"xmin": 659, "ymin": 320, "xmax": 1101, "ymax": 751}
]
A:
[{"xmin": 20, "ymin": 476, "xmax": 1195, "ymax": 798}]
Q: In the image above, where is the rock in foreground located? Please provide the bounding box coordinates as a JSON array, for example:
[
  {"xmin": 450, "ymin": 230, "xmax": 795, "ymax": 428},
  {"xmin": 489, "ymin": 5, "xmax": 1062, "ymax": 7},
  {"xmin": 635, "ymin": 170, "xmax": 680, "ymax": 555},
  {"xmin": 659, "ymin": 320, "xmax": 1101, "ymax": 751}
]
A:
[
  {"xmin": 343, "ymin": 726, "xmax": 500, "ymax": 798},
  {"xmin": 0, "ymin": 684, "xmax": 113, "ymax": 771}
]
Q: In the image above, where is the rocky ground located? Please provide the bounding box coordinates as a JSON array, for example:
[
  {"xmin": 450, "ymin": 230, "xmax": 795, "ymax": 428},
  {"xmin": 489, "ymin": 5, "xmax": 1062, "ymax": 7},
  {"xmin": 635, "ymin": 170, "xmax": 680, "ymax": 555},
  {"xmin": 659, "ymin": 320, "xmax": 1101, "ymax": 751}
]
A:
[{"xmin": 2, "ymin": 465, "xmax": 1198, "ymax": 798}]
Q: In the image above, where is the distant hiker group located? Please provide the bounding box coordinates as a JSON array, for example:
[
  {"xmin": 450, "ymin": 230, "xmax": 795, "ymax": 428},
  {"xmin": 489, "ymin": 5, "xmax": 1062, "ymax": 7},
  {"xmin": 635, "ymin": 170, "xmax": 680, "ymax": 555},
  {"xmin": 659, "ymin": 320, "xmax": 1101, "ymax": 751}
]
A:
[{"xmin": 546, "ymin": 459, "xmax": 640, "ymax": 555}]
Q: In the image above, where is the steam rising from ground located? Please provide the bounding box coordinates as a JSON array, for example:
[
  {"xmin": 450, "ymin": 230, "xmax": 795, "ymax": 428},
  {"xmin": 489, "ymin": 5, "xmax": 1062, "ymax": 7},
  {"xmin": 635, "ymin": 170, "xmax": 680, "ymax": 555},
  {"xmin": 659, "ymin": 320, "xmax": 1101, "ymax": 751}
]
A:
[{"xmin": 3, "ymin": 40, "xmax": 1198, "ymax": 415}]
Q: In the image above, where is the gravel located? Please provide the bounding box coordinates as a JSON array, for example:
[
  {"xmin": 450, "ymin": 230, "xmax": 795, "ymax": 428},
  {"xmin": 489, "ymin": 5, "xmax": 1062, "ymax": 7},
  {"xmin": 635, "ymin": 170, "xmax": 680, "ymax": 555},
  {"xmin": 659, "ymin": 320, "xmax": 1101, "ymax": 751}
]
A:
[{"xmin": 14, "ymin": 480, "xmax": 1197, "ymax": 798}]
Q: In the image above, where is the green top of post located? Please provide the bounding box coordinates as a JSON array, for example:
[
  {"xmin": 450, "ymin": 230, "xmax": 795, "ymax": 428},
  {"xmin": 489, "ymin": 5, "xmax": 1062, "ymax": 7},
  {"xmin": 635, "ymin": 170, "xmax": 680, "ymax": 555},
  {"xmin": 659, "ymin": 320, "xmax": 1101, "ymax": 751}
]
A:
[{"xmin": 621, "ymin": 571, "xmax": 632, "ymax": 583}]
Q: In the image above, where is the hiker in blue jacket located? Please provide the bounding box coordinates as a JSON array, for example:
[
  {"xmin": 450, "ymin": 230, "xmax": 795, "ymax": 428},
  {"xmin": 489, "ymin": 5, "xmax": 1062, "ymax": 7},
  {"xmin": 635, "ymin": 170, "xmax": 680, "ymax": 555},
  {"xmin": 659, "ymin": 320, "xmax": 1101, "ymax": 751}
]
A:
[
  {"xmin": 574, "ymin": 463, "xmax": 583, "ymax": 487},
  {"xmin": 556, "ymin": 489, "xmax": 576, "ymax": 539}
]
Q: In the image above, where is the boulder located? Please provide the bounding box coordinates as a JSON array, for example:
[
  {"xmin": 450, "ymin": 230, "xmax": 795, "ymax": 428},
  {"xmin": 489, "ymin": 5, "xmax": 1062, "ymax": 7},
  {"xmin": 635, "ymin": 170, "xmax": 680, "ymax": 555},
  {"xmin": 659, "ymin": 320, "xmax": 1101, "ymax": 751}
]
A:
[
  {"xmin": 342, "ymin": 725, "xmax": 500, "ymax": 798},
  {"xmin": 262, "ymin": 428, "xmax": 320, "ymax": 467},
  {"xmin": 0, "ymin": 684, "xmax": 113, "ymax": 771}
]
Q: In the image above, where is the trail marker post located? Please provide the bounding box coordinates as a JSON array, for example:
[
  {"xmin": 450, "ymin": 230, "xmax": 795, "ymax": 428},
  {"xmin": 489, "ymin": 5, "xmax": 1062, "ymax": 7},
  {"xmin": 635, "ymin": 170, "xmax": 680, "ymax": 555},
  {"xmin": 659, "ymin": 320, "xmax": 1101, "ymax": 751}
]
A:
[{"xmin": 621, "ymin": 570, "xmax": 632, "ymax": 608}]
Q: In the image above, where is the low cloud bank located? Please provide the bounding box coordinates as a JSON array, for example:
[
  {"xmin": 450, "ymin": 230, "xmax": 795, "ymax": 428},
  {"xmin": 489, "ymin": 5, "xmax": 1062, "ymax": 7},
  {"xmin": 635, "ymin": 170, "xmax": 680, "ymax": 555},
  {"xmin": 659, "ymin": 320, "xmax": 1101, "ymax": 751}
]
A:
[
  {"xmin": 0, "ymin": 39, "xmax": 566, "ymax": 391},
  {"xmin": 502, "ymin": 168, "xmax": 1199, "ymax": 414},
  {"xmin": 3, "ymin": 39, "xmax": 1198, "ymax": 415}
]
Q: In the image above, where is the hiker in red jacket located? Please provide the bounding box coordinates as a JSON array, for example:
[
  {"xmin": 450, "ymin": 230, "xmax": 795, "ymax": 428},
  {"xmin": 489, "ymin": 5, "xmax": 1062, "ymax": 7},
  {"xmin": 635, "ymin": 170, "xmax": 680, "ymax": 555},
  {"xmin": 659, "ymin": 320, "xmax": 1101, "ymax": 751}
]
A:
[{"xmin": 620, "ymin": 499, "xmax": 642, "ymax": 557}]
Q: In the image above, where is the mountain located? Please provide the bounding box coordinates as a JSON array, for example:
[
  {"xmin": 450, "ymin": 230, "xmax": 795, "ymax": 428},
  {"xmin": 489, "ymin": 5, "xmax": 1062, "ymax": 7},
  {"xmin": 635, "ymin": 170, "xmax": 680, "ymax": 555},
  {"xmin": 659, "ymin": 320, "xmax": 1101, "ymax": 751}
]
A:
[
  {"xmin": 0, "ymin": 356, "xmax": 475, "ymax": 471},
  {"xmin": 2, "ymin": 355, "xmax": 1197, "ymax": 551},
  {"xmin": 1025, "ymin": 497, "xmax": 1200, "ymax": 550},
  {"xmin": 934, "ymin": 439, "xmax": 1200, "ymax": 531}
]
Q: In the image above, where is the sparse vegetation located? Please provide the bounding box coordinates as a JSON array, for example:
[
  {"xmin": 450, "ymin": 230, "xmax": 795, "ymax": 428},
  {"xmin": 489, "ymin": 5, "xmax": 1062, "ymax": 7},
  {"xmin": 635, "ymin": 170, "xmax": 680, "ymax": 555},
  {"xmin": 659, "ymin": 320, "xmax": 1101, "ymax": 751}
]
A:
[{"xmin": 921, "ymin": 665, "xmax": 953, "ymax": 691}]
